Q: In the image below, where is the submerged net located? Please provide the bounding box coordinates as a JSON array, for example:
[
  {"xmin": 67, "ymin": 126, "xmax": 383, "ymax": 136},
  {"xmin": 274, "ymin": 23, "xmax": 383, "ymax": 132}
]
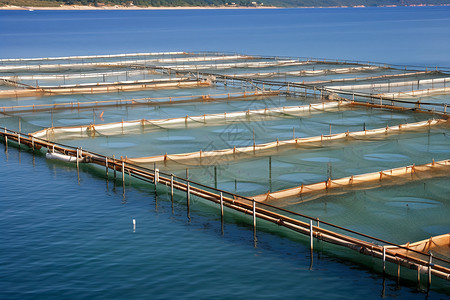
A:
[
  {"xmin": 124, "ymin": 119, "xmax": 445, "ymax": 165},
  {"xmin": 387, "ymin": 234, "xmax": 450, "ymax": 264},
  {"xmin": 326, "ymin": 76, "xmax": 450, "ymax": 92},
  {"xmin": 40, "ymin": 104, "xmax": 446, "ymax": 162},
  {"xmin": 0, "ymin": 78, "xmax": 210, "ymax": 98},
  {"xmin": 0, "ymin": 54, "xmax": 253, "ymax": 72},
  {"xmin": 30, "ymin": 101, "xmax": 348, "ymax": 140},
  {"xmin": 225, "ymin": 66, "xmax": 386, "ymax": 78},
  {"xmin": 253, "ymin": 159, "xmax": 450, "ymax": 202},
  {"xmin": 2, "ymin": 51, "xmax": 449, "ymax": 251}
]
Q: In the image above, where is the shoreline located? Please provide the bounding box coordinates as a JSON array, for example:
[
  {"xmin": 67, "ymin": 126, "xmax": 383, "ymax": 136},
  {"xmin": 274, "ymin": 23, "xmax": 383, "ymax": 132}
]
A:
[
  {"xmin": 1, "ymin": 4, "xmax": 449, "ymax": 10},
  {"xmin": 1, "ymin": 5, "xmax": 277, "ymax": 10}
]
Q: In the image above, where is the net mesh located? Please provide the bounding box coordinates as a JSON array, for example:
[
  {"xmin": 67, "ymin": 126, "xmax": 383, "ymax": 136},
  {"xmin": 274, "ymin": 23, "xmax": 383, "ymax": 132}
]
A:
[{"xmin": 1, "ymin": 51, "xmax": 449, "ymax": 251}]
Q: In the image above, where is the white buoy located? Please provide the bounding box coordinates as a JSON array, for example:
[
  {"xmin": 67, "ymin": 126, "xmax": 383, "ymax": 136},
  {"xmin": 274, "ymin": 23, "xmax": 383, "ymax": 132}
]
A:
[{"xmin": 133, "ymin": 219, "xmax": 136, "ymax": 232}]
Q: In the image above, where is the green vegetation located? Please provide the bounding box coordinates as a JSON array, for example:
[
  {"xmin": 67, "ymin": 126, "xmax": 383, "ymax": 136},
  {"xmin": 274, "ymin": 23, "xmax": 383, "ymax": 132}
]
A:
[
  {"xmin": 0, "ymin": 0, "xmax": 61, "ymax": 6},
  {"xmin": 2, "ymin": 0, "xmax": 450, "ymax": 7}
]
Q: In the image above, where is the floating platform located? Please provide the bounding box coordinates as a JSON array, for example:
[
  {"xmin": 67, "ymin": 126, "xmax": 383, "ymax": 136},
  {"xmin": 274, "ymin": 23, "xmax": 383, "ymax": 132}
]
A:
[{"xmin": 1, "ymin": 51, "xmax": 449, "ymax": 291}]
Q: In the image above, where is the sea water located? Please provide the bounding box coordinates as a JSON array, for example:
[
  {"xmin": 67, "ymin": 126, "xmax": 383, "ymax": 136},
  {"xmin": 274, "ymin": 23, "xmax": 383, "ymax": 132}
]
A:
[{"xmin": 1, "ymin": 7, "xmax": 450, "ymax": 299}]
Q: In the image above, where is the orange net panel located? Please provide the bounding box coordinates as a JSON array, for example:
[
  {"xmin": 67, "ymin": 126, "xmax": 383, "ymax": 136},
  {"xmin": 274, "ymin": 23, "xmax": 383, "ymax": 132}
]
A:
[
  {"xmin": 252, "ymin": 159, "xmax": 450, "ymax": 202},
  {"xmin": 124, "ymin": 119, "xmax": 445, "ymax": 166},
  {"xmin": 387, "ymin": 234, "xmax": 450, "ymax": 265}
]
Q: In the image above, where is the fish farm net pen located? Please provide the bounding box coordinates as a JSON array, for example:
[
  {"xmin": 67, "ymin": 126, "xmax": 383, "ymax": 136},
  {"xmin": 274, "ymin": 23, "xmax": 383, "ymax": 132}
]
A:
[
  {"xmin": 1, "ymin": 125, "xmax": 449, "ymax": 269},
  {"xmin": 2, "ymin": 52, "xmax": 450, "ymax": 288},
  {"xmin": 0, "ymin": 90, "xmax": 278, "ymax": 114},
  {"xmin": 145, "ymin": 68, "xmax": 449, "ymax": 114}
]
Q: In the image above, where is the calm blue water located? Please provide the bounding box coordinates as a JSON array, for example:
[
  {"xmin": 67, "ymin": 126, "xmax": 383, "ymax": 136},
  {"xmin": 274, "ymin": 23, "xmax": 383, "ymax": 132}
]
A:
[
  {"xmin": 1, "ymin": 7, "xmax": 450, "ymax": 66},
  {"xmin": 1, "ymin": 7, "xmax": 450, "ymax": 299}
]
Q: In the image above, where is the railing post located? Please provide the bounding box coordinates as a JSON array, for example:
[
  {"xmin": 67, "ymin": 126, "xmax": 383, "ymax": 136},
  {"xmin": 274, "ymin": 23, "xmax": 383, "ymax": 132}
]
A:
[
  {"xmin": 113, "ymin": 155, "xmax": 116, "ymax": 179},
  {"xmin": 155, "ymin": 168, "xmax": 159, "ymax": 185},
  {"xmin": 170, "ymin": 174, "xmax": 174, "ymax": 213},
  {"xmin": 122, "ymin": 161, "xmax": 125, "ymax": 183},
  {"xmin": 171, "ymin": 174, "xmax": 174, "ymax": 197},
  {"xmin": 269, "ymin": 156, "xmax": 272, "ymax": 192},
  {"xmin": 76, "ymin": 148, "xmax": 79, "ymax": 170},
  {"xmin": 105, "ymin": 157, "xmax": 109, "ymax": 177},
  {"xmin": 382, "ymin": 246, "xmax": 386, "ymax": 273},
  {"xmin": 417, "ymin": 265, "xmax": 421, "ymax": 286},
  {"xmin": 187, "ymin": 182, "xmax": 190, "ymax": 213},
  {"xmin": 214, "ymin": 166, "xmax": 217, "ymax": 189},
  {"xmin": 253, "ymin": 200, "xmax": 256, "ymax": 230},
  {"xmin": 220, "ymin": 192, "xmax": 224, "ymax": 218},
  {"xmin": 310, "ymin": 220, "xmax": 313, "ymax": 251},
  {"xmin": 428, "ymin": 253, "xmax": 433, "ymax": 288}
]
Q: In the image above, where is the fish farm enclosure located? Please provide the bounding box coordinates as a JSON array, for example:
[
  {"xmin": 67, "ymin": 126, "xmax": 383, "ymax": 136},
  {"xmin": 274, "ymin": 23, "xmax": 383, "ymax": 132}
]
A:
[{"xmin": 1, "ymin": 52, "xmax": 449, "ymax": 292}]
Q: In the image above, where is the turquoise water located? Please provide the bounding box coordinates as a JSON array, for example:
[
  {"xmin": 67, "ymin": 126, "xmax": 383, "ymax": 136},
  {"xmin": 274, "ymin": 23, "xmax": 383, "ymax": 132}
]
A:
[{"xmin": 1, "ymin": 7, "xmax": 450, "ymax": 299}]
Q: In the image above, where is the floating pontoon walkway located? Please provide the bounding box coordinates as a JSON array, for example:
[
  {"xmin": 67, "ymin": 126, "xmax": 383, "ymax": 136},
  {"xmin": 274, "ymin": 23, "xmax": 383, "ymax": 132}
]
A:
[
  {"xmin": 2, "ymin": 52, "xmax": 450, "ymax": 292},
  {"xmin": 1, "ymin": 127, "xmax": 449, "ymax": 284}
]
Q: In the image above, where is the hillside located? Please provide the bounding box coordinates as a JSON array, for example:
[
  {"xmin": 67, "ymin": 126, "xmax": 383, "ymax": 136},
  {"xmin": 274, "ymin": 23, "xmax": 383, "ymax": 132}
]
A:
[{"xmin": 2, "ymin": 0, "xmax": 450, "ymax": 8}]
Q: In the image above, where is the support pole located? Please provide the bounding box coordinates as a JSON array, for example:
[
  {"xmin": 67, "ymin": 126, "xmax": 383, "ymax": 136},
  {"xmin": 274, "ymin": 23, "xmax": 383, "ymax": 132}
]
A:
[
  {"xmin": 105, "ymin": 157, "xmax": 109, "ymax": 177},
  {"xmin": 220, "ymin": 192, "xmax": 224, "ymax": 235},
  {"xmin": 310, "ymin": 220, "xmax": 313, "ymax": 251},
  {"xmin": 383, "ymin": 246, "xmax": 386, "ymax": 273},
  {"xmin": 155, "ymin": 168, "xmax": 159, "ymax": 186},
  {"xmin": 113, "ymin": 155, "xmax": 116, "ymax": 179},
  {"xmin": 220, "ymin": 192, "xmax": 224, "ymax": 219},
  {"xmin": 428, "ymin": 253, "xmax": 433, "ymax": 288},
  {"xmin": 170, "ymin": 174, "xmax": 174, "ymax": 213},
  {"xmin": 269, "ymin": 156, "xmax": 272, "ymax": 192},
  {"xmin": 417, "ymin": 266, "xmax": 421, "ymax": 286},
  {"xmin": 214, "ymin": 166, "xmax": 217, "ymax": 189},
  {"xmin": 253, "ymin": 200, "xmax": 256, "ymax": 230},
  {"xmin": 187, "ymin": 182, "xmax": 190, "ymax": 214},
  {"xmin": 171, "ymin": 174, "xmax": 174, "ymax": 197},
  {"xmin": 122, "ymin": 161, "xmax": 125, "ymax": 183},
  {"xmin": 76, "ymin": 148, "xmax": 79, "ymax": 170},
  {"xmin": 253, "ymin": 128, "xmax": 255, "ymax": 153}
]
